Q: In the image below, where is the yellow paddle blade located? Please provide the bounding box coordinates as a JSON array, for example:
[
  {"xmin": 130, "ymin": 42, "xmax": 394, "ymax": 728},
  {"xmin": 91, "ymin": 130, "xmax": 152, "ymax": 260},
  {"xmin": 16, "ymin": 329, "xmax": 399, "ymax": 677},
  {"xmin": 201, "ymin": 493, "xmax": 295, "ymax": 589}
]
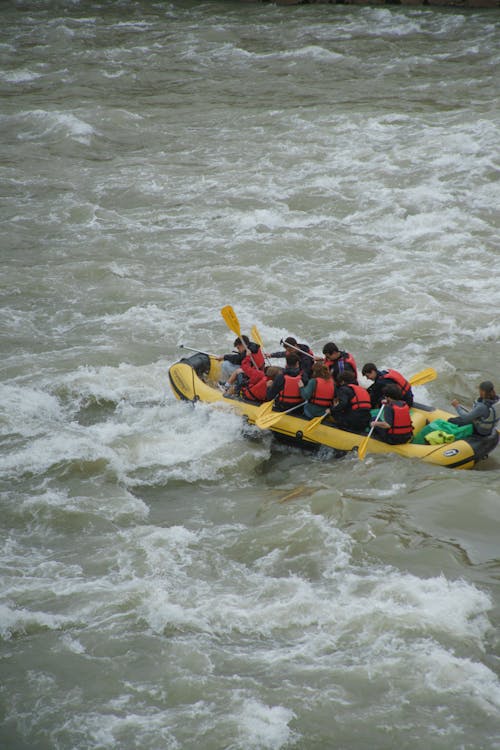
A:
[
  {"xmin": 303, "ymin": 414, "xmax": 326, "ymax": 435},
  {"xmin": 255, "ymin": 410, "xmax": 285, "ymax": 430},
  {"xmin": 220, "ymin": 305, "xmax": 241, "ymax": 337},
  {"xmin": 409, "ymin": 367, "xmax": 437, "ymax": 386},
  {"xmin": 253, "ymin": 399, "xmax": 274, "ymax": 424},
  {"xmin": 357, "ymin": 435, "xmax": 370, "ymax": 461},
  {"xmin": 250, "ymin": 325, "xmax": 265, "ymax": 350}
]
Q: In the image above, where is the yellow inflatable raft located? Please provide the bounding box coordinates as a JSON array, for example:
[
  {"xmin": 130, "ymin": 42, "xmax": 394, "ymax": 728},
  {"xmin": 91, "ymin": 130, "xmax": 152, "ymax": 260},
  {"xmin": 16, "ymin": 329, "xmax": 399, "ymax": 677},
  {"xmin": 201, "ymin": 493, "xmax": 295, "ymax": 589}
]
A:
[{"xmin": 168, "ymin": 353, "xmax": 498, "ymax": 470}]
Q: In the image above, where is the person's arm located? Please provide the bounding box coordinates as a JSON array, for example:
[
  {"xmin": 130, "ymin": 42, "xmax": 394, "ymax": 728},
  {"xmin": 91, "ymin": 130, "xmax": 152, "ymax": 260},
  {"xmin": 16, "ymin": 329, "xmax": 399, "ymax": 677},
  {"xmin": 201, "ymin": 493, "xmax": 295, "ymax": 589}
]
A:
[
  {"xmin": 217, "ymin": 351, "xmax": 243, "ymax": 365},
  {"xmin": 371, "ymin": 403, "xmax": 392, "ymax": 429},
  {"xmin": 267, "ymin": 350, "xmax": 286, "ymax": 359},
  {"xmin": 449, "ymin": 402, "xmax": 489, "ymax": 426},
  {"xmin": 299, "ymin": 379, "xmax": 316, "ymax": 400}
]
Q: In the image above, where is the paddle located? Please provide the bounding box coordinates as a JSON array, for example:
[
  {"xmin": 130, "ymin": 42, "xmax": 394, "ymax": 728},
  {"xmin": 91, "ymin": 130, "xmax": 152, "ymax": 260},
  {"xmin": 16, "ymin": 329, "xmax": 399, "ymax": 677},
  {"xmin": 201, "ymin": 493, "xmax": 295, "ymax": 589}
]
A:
[
  {"xmin": 179, "ymin": 344, "xmax": 216, "ymax": 357},
  {"xmin": 220, "ymin": 305, "xmax": 256, "ymax": 367},
  {"xmin": 358, "ymin": 403, "xmax": 385, "ymax": 461},
  {"xmin": 221, "ymin": 305, "xmax": 242, "ymax": 338},
  {"xmin": 255, "ymin": 401, "xmax": 307, "ymax": 430}
]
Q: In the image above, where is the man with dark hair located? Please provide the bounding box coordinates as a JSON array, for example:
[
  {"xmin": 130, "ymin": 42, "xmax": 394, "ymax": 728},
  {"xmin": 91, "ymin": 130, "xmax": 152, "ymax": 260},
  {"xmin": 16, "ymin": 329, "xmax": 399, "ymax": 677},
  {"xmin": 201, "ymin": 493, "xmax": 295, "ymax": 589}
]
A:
[
  {"xmin": 321, "ymin": 342, "xmax": 358, "ymax": 385},
  {"xmin": 217, "ymin": 335, "xmax": 264, "ymax": 383},
  {"xmin": 362, "ymin": 362, "xmax": 414, "ymax": 408}
]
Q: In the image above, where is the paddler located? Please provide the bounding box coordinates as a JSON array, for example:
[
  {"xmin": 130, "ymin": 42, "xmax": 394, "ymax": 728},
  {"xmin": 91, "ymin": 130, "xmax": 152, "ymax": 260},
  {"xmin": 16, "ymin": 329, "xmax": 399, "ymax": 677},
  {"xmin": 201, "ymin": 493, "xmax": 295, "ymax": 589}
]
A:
[{"xmin": 448, "ymin": 380, "xmax": 500, "ymax": 436}]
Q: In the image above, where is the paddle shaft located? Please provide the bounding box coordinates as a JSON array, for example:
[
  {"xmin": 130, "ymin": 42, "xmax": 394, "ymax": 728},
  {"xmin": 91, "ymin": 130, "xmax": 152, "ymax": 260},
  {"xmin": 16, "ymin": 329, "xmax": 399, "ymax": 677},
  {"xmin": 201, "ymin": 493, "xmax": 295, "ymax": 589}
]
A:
[
  {"xmin": 358, "ymin": 403, "xmax": 385, "ymax": 460},
  {"xmin": 180, "ymin": 345, "xmax": 216, "ymax": 357},
  {"xmin": 277, "ymin": 340, "xmax": 315, "ymax": 360},
  {"xmin": 303, "ymin": 411, "xmax": 329, "ymax": 435}
]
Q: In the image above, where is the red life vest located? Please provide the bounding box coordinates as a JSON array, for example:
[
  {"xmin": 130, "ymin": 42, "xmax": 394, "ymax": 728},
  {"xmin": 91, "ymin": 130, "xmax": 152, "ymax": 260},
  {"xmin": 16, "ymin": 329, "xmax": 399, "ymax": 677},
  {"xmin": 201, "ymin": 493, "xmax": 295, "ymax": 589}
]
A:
[
  {"xmin": 323, "ymin": 358, "xmax": 334, "ymax": 371},
  {"xmin": 347, "ymin": 384, "xmax": 371, "ymax": 410},
  {"xmin": 325, "ymin": 352, "xmax": 358, "ymax": 381},
  {"xmin": 251, "ymin": 345, "xmax": 265, "ymax": 371},
  {"xmin": 382, "ymin": 369, "xmax": 411, "ymax": 397},
  {"xmin": 242, "ymin": 374, "xmax": 268, "ymax": 402},
  {"xmin": 340, "ymin": 352, "xmax": 358, "ymax": 377},
  {"xmin": 277, "ymin": 373, "xmax": 303, "ymax": 407},
  {"xmin": 387, "ymin": 401, "xmax": 413, "ymax": 437},
  {"xmin": 309, "ymin": 378, "xmax": 335, "ymax": 407}
]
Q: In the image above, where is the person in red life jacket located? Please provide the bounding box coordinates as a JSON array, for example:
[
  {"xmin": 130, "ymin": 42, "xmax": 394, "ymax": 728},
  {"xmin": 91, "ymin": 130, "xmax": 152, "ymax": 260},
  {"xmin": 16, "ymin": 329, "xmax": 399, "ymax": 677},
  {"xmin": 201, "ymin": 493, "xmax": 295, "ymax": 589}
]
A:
[
  {"xmin": 241, "ymin": 365, "xmax": 282, "ymax": 403},
  {"xmin": 298, "ymin": 363, "xmax": 335, "ymax": 419},
  {"xmin": 267, "ymin": 336, "xmax": 315, "ymax": 382},
  {"xmin": 328, "ymin": 370, "xmax": 371, "ymax": 432},
  {"xmin": 321, "ymin": 342, "xmax": 358, "ymax": 386},
  {"xmin": 370, "ymin": 384, "xmax": 414, "ymax": 445},
  {"xmin": 242, "ymin": 335, "xmax": 265, "ymax": 371},
  {"xmin": 227, "ymin": 364, "xmax": 281, "ymax": 402},
  {"xmin": 217, "ymin": 335, "xmax": 265, "ymax": 384},
  {"xmin": 235, "ymin": 367, "xmax": 268, "ymax": 402},
  {"xmin": 265, "ymin": 353, "xmax": 304, "ymax": 412},
  {"xmin": 361, "ymin": 362, "xmax": 414, "ymax": 408}
]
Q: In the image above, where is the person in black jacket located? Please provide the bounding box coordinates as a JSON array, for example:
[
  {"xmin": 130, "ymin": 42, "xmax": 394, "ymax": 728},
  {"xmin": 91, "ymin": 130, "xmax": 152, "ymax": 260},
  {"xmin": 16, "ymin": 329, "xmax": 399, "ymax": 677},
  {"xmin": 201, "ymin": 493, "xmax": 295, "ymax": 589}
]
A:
[{"xmin": 267, "ymin": 336, "xmax": 314, "ymax": 382}]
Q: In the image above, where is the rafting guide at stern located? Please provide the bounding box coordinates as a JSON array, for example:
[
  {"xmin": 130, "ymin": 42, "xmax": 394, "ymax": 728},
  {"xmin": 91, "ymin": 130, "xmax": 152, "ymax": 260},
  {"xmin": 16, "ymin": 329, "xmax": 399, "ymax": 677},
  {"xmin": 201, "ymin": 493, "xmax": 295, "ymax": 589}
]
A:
[{"xmin": 449, "ymin": 380, "xmax": 500, "ymax": 436}]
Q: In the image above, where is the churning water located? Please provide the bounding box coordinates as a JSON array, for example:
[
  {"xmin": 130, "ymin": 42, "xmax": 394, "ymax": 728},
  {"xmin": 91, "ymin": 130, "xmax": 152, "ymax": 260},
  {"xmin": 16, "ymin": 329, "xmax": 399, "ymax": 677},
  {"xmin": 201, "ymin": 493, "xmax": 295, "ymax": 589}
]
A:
[{"xmin": 1, "ymin": 1, "xmax": 499, "ymax": 748}]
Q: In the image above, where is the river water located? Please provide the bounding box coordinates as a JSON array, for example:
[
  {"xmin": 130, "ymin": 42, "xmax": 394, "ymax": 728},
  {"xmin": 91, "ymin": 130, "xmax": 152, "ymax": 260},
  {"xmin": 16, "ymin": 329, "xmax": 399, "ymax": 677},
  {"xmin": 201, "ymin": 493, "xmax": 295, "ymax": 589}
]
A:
[{"xmin": 1, "ymin": 1, "xmax": 499, "ymax": 748}]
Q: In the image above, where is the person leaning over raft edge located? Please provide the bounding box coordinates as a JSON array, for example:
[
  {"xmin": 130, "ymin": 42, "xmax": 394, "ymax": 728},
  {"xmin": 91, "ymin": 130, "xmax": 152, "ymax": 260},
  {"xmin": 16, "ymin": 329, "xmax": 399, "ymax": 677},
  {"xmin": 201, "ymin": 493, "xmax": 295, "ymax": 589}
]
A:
[
  {"xmin": 448, "ymin": 380, "xmax": 500, "ymax": 436},
  {"xmin": 361, "ymin": 362, "xmax": 414, "ymax": 408}
]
